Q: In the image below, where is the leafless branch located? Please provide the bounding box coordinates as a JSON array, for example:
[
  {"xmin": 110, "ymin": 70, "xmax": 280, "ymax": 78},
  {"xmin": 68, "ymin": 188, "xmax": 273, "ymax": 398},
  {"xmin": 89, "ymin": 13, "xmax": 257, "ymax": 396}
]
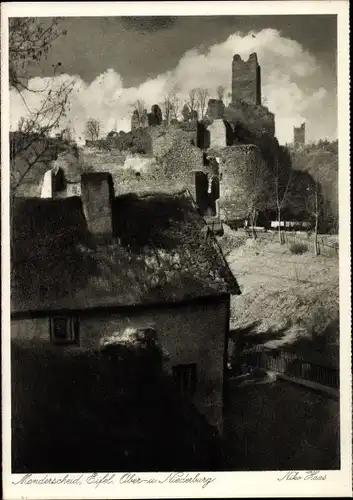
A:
[
  {"xmin": 196, "ymin": 88, "xmax": 209, "ymax": 120},
  {"xmin": 84, "ymin": 118, "xmax": 101, "ymax": 142}
]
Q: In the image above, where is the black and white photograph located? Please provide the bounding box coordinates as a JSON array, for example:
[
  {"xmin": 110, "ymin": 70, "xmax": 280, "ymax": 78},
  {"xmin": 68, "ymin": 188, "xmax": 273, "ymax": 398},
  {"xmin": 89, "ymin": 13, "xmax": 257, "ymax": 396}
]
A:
[{"xmin": 1, "ymin": 1, "xmax": 351, "ymax": 498}]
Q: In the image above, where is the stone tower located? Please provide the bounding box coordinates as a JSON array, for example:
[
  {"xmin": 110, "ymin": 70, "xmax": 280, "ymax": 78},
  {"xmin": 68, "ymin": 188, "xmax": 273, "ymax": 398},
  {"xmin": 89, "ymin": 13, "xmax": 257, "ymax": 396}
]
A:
[
  {"xmin": 293, "ymin": 122, "xmax": 305, "ymax": 147},
  {"xmin": 232, "ymin": 52, "xmax": 261, "ymax": 105}
]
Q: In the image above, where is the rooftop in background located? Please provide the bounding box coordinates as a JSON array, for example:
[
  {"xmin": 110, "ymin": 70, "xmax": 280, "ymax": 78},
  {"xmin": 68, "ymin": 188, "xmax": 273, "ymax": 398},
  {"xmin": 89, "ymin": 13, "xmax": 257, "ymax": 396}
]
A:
[{"xmin": 12, "ymin": 190, "xmax": 240, "ymax": 315}]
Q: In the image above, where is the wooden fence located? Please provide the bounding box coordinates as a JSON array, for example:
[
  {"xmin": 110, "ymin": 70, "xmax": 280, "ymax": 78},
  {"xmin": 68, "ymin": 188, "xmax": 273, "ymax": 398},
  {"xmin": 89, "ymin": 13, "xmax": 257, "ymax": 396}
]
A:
[
  {"xmin": 237, "ymin": 348, "xmax": 339, "ymax": 390},
  {"xmin": 281, "ymin": 232, "xmax": 339, "ymax": 258},
  {"xmin": 244, "ymin": 229, "xmax": 339, "ymax": 258}
]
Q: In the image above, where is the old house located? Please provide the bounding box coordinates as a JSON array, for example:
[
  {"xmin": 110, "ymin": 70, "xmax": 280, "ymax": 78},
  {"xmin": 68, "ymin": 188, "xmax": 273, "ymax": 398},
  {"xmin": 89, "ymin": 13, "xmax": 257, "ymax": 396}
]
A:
[{"xmin": 11, "ymin": 173, "xmax": 240, "ymax": 432}]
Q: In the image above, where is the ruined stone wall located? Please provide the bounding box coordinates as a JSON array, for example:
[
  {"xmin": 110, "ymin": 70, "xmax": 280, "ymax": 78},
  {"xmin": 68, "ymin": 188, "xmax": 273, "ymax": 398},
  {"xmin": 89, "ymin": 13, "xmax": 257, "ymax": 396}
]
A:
[
  {"xmin": 138, "ymin": 123, "xmax": 203, "ymax": 198},
  {"xmin": 82, "ymin": 135, "xmax": 202, "ymax": 200},
  {"xmin": 210, "ymin": 145, "xmax": 267, "ymax": 220},
  {"xmin": 110, "ymin": 164, "xmax": 195, "ymax": 198},
  {"xmin": 148, "ymin": 122, "xmax": 198, "ymax": 158},
  {"xmin": 206, "ymin": 99, "xmax": 225, "ymax": 120},
  {"xmin": 232, "ymin": 53, "xmax": 261, "ymax": 105},
  {"xmin": 224, "ymin": 102, "xmax": 275, "ymax": 137}
]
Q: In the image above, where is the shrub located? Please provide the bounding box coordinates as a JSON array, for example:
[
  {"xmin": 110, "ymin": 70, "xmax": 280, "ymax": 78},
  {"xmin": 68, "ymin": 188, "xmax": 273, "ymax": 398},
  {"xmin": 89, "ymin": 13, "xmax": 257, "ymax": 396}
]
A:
[
  {"xmin": 289, "ymin": 242, "xmax": 308, "ymax": 255},
  {"xmin": 216, "ymin": 224, "xmax": 246, "ymax": 256}
]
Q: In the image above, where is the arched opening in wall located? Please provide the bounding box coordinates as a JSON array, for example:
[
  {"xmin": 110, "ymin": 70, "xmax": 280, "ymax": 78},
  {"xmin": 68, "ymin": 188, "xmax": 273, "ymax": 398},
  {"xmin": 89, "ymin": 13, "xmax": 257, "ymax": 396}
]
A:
[
  {"xmin": 195, "ymin": 171, "xmax": 209, "ymax": 216},
  {"xmin": 51, "ymin": 167, "xmax": 66, "ymax": 196}
]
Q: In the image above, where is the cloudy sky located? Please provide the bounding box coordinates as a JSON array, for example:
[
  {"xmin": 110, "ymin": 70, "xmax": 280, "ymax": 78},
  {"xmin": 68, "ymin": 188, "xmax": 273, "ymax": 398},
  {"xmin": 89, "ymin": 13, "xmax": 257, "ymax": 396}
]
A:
[{"xmin": 10, "ymin": 15, "xmax": 337, "ymax": 145}]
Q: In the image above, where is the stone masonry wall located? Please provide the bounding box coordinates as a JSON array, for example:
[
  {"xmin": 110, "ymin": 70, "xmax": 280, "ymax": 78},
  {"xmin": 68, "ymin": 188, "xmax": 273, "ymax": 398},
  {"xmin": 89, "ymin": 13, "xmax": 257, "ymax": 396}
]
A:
[
  {"xmin": 211, "ymin": 145, "xmax": 266, "ymax": 220},
  {"xmin": 224, "ymin": 102, "xmax": 275, "ymax": 137},
  {"xmin": 232, "ymin": 53, "xmax": 261, "ymax": 105}
]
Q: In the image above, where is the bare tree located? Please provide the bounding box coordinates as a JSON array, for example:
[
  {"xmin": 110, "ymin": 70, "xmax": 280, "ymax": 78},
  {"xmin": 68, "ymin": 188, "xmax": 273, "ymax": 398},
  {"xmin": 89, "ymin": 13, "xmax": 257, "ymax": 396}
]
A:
[
  {"xmin": 187, "ymin": 88, "xmax": 198, "ymax": 115},
  {"xmin": 130, "ymin": 99, "xmax": 147, "ymax": 128},
  {"xmin": 161, "ymin": 90, "xmax": 182, "ymax": 122},
  {"xmin": 231, "ymin": 154, "xmax": 272, "ymax": 239},
  {"xmin": 170, "ymin": 94, "xmax": 181, "ymax": 121},
  {"xmin": 272, "ymin": 159, "xmax": 293, "ymax": 243},
  {"xmin": 182, "ymin": 103, "xmax": 191, "ymax": 122},
  {"xmin": 196, "ymin": 88, "xmax": 209, "ymax": 120},
  {"xmin": 304, "ymin": 179, "xmax": 324, "ymax": 256},
  {"xmin": 216, "ymin": 85, "xmax": 225, "ymax": 101},
  {"xmin": 9, "ymin": 18, "xmax": 74, "ymax": 201},
  {"xmin": 84, "ymin": 118, "xmax": 101, "ymax": 142},
  {"xmin": 162, "ymin": 93, "xmax": 173, "ymax": 124}
]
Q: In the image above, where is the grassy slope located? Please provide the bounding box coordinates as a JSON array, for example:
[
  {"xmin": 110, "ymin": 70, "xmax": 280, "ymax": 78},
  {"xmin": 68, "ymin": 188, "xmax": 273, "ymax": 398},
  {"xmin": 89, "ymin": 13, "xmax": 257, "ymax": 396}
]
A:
[
  {"xmin": 219, "ymin": 226, "xmax": 340, "ymax": 471},
  {"xmin": 218, "ymin": 227, "xmax": 339, "ymax": 366}
]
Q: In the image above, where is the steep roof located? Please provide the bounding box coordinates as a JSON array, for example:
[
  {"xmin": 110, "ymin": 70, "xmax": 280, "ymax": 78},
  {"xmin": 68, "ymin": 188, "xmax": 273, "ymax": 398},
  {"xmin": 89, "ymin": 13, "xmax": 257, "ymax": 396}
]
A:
[{"xmin": 12, "ymin": 190, "xmax": 240, "ymax": 315}]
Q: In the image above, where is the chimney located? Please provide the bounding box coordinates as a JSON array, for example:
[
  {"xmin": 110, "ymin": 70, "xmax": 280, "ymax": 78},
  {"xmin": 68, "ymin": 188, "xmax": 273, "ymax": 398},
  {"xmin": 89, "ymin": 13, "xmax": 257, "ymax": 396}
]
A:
[{"xmin": 81, "ymin": 172, "xmax": 114, "ymax": 236}]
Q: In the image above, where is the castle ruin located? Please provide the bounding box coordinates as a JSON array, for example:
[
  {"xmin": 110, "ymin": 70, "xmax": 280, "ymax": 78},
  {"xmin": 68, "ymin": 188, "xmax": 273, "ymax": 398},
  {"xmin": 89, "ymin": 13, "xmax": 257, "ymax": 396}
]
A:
[
  {"xmin": 293, "ymin": 122, "xmax": 305, "ymax": 148},
  {"xmin": 232, "ymin": 53, "xmax": 262, "ymax": 105},
  {"xmin": 40, "ymin": 53, "xmax": 279, "ymax": 225}
]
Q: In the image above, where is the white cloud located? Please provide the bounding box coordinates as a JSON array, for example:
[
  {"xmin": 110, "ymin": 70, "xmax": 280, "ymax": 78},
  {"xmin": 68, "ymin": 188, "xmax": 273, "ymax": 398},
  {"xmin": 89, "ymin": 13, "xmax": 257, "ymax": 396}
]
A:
[{"xmin": 10, "ymin": 28, "xmax": 335, "ymax": 145}]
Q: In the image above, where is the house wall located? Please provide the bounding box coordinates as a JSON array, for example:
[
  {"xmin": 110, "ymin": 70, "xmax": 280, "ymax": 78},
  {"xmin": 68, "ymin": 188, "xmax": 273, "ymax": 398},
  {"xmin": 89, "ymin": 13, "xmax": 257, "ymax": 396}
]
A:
[
  {"xmin": 11, "ymin": 297, "xmax": 229, "ymax": 431},
  {"xmin": 11, "ymin": 318, "xmax": 49, "ymax": 341}
]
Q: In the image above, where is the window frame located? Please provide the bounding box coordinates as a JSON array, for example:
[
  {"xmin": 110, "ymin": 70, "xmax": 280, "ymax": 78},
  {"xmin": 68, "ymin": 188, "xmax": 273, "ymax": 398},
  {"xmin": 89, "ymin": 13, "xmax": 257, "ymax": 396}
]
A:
[{"xmin": 50, "ymin": 316, "xmax": 79, "ymax": 345}]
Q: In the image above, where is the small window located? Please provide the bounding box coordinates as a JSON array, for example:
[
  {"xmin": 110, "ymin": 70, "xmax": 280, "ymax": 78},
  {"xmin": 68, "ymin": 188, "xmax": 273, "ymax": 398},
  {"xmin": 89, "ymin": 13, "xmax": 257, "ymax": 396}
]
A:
[
  {"xmin": 50, "ymin": 316, "xmax": 79, "ymax": 345},
  {"xmin": 172, "ymin": 363, "xmax": 197, "ymax": 399}
]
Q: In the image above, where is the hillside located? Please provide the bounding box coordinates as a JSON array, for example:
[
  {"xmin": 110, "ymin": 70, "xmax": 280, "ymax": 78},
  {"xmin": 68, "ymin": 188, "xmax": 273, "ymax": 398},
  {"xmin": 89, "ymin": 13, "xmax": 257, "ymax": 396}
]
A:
[
  {"xmin": 218, "ymin": 227, "xmax": 339, "ymax": 367},
  {"xmin": 289, "ymin": 142, "xmax": 338, "ymax": 226}
]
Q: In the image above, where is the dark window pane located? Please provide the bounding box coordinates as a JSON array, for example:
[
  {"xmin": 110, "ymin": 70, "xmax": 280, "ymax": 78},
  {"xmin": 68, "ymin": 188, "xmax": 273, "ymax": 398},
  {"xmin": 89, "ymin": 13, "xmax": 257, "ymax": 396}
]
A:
[{"xmin": 53, "ymin": 317, "xmax": 68, "ymax": 339}]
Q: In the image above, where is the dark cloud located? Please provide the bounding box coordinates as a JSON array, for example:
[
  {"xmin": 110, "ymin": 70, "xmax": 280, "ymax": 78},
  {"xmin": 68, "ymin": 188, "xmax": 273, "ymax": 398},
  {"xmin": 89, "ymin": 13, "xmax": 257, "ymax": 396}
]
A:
[
  {"xmin": 21, "ymin": 15, "xmax": 337, "ymax": 90},
  {"xmin": 121, "ymin": 16, "xmax": 177, "ymax": 33}
]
